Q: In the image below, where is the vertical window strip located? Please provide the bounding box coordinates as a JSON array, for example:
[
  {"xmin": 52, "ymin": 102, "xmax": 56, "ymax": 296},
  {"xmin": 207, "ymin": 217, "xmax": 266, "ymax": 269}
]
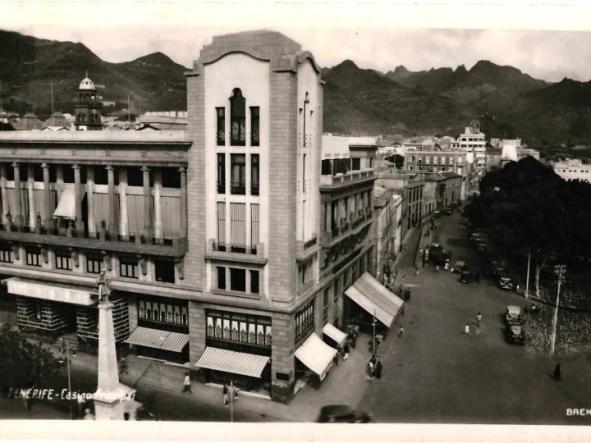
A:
[
  {"xmin": 216, "ymin": 107, "xmax": 225, "ymax": 146},
  {"xmin": 251, "ymin": 204, "xmax": 259, "ymax": 248},
  {"xmin": 250, "ymin": 106, "xmax": 259, "ymax": 146},
  {"xmin": 216, "ymin": 202, "xmax": 226, "ymax": 249},
  {"xmin": 230, "ymin": 203, "xmax": 246, "ymax": 250}
]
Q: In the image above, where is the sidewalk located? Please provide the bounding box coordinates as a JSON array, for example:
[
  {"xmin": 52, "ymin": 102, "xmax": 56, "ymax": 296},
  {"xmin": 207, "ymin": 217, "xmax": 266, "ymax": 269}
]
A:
[{"xmin": 26, "ymin": 332, "xmax": 375, "ymax": 422}]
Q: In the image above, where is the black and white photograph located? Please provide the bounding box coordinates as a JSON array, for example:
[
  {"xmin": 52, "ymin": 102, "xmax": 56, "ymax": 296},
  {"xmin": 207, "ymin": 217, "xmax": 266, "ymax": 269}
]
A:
[{"xmin": 0, "ymin": 1, "xmax": 590, "ymax": 441}]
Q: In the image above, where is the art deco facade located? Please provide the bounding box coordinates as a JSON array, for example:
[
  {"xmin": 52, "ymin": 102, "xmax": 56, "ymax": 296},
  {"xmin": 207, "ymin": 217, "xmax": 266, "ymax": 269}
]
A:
[{"xmin": 0, "ymin": 31, "xmax": 404, "ymax": 402}]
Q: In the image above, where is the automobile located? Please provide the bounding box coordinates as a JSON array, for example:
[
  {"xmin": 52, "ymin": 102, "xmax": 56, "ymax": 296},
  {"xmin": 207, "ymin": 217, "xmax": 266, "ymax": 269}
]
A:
[
  {"xmin": 442, "ymin": 207, "xmax": 452, "ymax": 216},
  {"xmin": 459, "ymin": 270, "xmax": 473, "ymax": 284},
  {"xmin": 430, "ymin": 246, "xmax": 451, "ymax": 266},
  {"xmin": 317, "ymin": 405, "xmax": 371, "ymax": 423},
  {"xmin": 505, "ymin": 322, "xmax": 525, "ymax": 345},
  {"xmin": 451, "ymin": 260, "xmax": 467, "ymax": 273},
  {"xmin": 505, "ymin": 305, "xmax": 523, "ymax": 324},
  {"xmin": 497, "ymin": 275, "xmax": 515, "ymax": 291}
]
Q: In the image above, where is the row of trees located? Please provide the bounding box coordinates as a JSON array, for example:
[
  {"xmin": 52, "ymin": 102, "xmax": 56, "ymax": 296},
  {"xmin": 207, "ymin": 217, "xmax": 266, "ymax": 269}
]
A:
[{"xmin": 464, "ymin": 157, "xmax": 591, "ymax": 298}]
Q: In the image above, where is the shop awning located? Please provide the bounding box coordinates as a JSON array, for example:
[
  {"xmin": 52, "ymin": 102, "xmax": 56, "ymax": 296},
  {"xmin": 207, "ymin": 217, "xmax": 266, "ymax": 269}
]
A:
[
  {"xmin": 345, "ymin": 272, "xmax": 404, "ymax": 327},
  {"xmin": 4, "ymin": 277, "xmax": 96, "ymax": 306},
  {"xmin": 322, "ymin": 323, "xmax": 347, "ymax": 346},
  {"xmin": 294, "ymin": 332, "xmax": 337, "ymax": 381},
  {"xmin": 124, "ymin": 327, "xmax": 189, "ymax": 353},
  {"xmin": 53, "ymin": 187, "xmax": 85, "ymax": 220},
  {"xmin": 195, "ymin": 347, "xmax": 270, "ymax": 379}
]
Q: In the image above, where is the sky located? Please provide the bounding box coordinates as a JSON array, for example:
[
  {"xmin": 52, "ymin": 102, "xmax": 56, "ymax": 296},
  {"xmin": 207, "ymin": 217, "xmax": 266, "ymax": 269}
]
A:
[{"xmin": 2, "ymin": 1, "xmax": 591, "ymax": 82}]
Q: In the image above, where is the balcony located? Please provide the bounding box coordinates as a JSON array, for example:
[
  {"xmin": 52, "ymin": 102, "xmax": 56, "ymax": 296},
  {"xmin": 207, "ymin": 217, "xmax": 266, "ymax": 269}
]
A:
[
  {"xmin": 320, "ymin": 168, "xmax": 375, "ymax": 190},
  {"xmin": 319, "ymin": 208, "xmax": 373, "ymax": 248},
  {"xmin": 0, "ymin": 226, "xmax": 187, "ymax": 258},
  {"xmin": 205, "ymin": 239, "xmax": 267, "ymax": 265},
  {"xmin": 296, "ymin": 235, "xmax": 318, "ymax": 261}
]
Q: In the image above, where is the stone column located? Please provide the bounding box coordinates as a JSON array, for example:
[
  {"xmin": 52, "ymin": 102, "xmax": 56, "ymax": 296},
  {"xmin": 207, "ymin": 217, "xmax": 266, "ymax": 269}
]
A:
[
  {"xmin": 86, "ymin": 166, "xmax": 97, "ymax": 238},
  {"xmin": 153, "ymin": 169, "xmax": 163, "ymax": 244},
  {"xmin": 55, "ymin": 164, "xmax": 64, "ymax": 200},
  {"xmin": 106, "ymin": 165, "xmax": 116, "ymax": 239},
  {"xmin": 0, "ymin": 164, "xmax": 8, "ymax": 227},
  {"xmin": 319, "ymin": 199, "xmax": 326, "ymax": 235},
  {"xmin": 12, "ymin": 162, "xmax": 23, "ymax": 231},
  {"xmin": 27, "ymin": 164, "xmax": 36, "ymax": 231},
  {"xmin": 42, "ymin": 163, "xmax": 51, "ymax": 231},
  {"xmin": 118, "ymin": 168, "xmax": 129, "ymax": 241},
  {"xmin": 73, "ymin": 164, "xmax": 84, "ymax": 235},
  {"xmin": 141, "ymin": 166, "xmax": 152, "ymax": 243},
  {"xmin": 179, "ymin": 167, "xmax": 187, "ymax": 241}
]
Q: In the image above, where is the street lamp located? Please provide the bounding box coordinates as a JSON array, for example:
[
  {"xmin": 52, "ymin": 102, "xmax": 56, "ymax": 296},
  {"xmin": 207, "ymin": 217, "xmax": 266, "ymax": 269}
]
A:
[
  {"xmin": 58, "ymin": 337, "xmax": 75, "ymax": 419},
  {"xmin": 550, "ymin": 264, "xmax": 566, "ymax": 356}
]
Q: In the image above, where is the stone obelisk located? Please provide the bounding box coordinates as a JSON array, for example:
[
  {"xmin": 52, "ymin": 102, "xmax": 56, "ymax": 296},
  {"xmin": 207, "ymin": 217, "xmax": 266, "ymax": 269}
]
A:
[{"xmin": 93, "ymin": 270, "xmax": 137, "ymax": 420}]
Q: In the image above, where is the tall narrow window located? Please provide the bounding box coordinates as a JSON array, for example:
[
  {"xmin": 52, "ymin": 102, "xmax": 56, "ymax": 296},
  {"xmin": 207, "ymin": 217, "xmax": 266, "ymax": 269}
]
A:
[
  {"xmin": 217, "ymin": 153, "xmax": 225, "ymax": 194},
  {"xmin": 302, "ymin": 154, "xmax": 307, "ymax": 193},
  {"xmin": 217, "ymin": 266, "xmax": 226, "ymax": 290},
  {"xmin": 230, "ymin": 89, "xmax": 245, "ymax": 146},
  {"xmin": 302, "ymin": 92, "xmax": 309, "ymax": 147},
  {"xmin": 230, "ymin": 154, "xmax": 246, "ymax": 194},
  {"xmin": 230, "ymin": 203, "xmax": 246, "ymax": 253},
  {"xmin": 216, "ymin": 107, "xmax": 225, "ymax": 145},
  {"xmin": 250, "ymin": 107, "xmax": 259, "ymax": 146},
  {"xmin": 250, "ymin": 270, "xmax": 259, "ymax": 294},
  {"xmin": 216, "ymin": 202, "xmax": 226, "ymax": 251},
  {"xmin": 251, "ymin": 204, "xmax": 259, "ymax": 253},
  {"xmin": 251, "ymin": 154, "xmax": 259, "ymax": 196}
]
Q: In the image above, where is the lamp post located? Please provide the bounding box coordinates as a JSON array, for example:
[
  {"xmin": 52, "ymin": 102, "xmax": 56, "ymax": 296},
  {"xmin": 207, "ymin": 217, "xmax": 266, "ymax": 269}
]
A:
[
  {"xmin": 550, "ymin": 264, "xmax": 566, "ymax": 356},
  {"xmin": 58, "ymin": 337, "xmax": 75, "ymax": 419}
]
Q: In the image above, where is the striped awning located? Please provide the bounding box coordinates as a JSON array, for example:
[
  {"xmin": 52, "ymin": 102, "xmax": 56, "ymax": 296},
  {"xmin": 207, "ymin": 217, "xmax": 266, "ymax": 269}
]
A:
[
  {"xmin": 322, "ymin": 323, "xmax": 347, "ymax": 346},
  {"xmin": 345, "ymin": 272, "xmax": 404, "ymax": 327},
  {"xmin": 124, "ymin": 327, "xmax": 189, "ymax": 353},
  {"xmin": 195, "ymin": 347, "xmax": 270, "ymax": 379}
]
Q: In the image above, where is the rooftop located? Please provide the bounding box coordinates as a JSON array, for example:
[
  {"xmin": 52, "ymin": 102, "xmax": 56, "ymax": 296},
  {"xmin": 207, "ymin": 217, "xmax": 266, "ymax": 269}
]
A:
[{"xmin": 0, "ymin": 129, "xmax": 189, "ymax": 145}]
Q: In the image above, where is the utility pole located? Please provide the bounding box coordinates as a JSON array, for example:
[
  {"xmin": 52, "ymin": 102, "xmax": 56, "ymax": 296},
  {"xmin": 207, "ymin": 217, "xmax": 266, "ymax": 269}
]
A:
[
  {"xmin": 525, "ymin": 249, "xmax": 531, "ymax": 299},
  {"xmin": 550, "ymin": 264, "xmax": 566, "ymax": 356}
]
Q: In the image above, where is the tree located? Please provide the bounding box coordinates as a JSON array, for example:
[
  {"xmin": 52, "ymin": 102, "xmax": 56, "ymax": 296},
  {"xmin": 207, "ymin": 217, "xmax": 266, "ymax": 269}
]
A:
[
  {"xmin": 0, "ymin": 325, "xmax": 60, "ymax": 395},
  {"xmin": 384, "ymin": 154, "xmax": 405, "ymax": 169}
]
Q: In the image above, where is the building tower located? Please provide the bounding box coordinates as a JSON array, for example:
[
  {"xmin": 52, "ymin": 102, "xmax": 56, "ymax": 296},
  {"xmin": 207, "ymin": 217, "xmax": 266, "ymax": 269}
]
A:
[{"xmin": 75, "ymin": 73, "xmax": 102, "ymax": 130}]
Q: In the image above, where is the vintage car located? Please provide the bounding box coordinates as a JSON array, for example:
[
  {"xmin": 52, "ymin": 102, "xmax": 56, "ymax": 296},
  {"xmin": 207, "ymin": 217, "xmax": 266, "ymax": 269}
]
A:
[
  {"xmin": 497, "ymin": 275, "xmax": 515, "ymax": 291},
  {"xmin": 317, "ymin": 405, "xmax": 371, "ymax": 423},
  {"xmin": 459, "ymin": 270, "xmax": 473, "ymax": 284},
  {"xmin": 505, "ymin": 305, "xmax": 523, "ymax": 324},
  {"xmin": 505, "ymin": 322, "xmax": 525, "ymax": 345}
]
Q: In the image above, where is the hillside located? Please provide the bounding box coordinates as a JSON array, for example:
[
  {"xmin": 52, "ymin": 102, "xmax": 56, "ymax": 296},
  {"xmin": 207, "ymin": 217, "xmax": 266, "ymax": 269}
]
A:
[
  {"xmin": 2, "ymin": 29, "xmax": 591, "ymax": 146},
  {"xmin": 0, "ymin": 29, "xmax": 188, "ymax": 116}
]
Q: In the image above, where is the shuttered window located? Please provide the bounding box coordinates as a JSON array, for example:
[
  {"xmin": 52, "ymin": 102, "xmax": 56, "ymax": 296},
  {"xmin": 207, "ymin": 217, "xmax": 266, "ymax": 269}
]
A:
[
  {"xmin": 251, "ymin": 204, "xmax": 259, "ymax": 250},
  {"xmin": 216, "ymin": 202, "xmax": 226, "ymax": 250},
  {"xmin": 230, "ymin": 203, "xmax": 245, "ymax": 252}
]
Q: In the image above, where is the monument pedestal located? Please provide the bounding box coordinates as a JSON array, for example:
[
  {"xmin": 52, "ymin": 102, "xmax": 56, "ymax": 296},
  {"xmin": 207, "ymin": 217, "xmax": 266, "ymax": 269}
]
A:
[{"xmin": 94, "ymin": 384, "xmax": 138, "ymax": 420}]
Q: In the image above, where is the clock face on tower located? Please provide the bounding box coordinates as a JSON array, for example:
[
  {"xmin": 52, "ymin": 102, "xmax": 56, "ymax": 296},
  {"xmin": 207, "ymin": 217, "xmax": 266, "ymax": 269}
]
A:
[{"xmin": 469, "ymin": 120, "xmax": 480, "ymax": 134}]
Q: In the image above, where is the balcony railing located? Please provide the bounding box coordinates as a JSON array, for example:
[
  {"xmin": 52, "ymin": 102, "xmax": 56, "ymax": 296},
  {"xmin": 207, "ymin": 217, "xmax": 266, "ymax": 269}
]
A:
[
  {"xmin": 212, "ymin": 241, "xmax": 259, "ymax": 255},
  {"xmin": 0, "ymin": 226, "xmax": 187, "ymax": 258},
  {"xmin": 320, "ymin": 168, "xmax": 375, "ymax": 187},
  {"xmin": 207, "ymin": 239, "xmax": 266, "ymax": 264}
]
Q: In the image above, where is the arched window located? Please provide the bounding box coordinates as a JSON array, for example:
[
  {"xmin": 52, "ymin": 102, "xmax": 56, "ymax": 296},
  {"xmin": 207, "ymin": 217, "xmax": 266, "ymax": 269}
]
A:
[{"xmin": 230, "ymin": 88, "xmax": 245, "ymax": 146}]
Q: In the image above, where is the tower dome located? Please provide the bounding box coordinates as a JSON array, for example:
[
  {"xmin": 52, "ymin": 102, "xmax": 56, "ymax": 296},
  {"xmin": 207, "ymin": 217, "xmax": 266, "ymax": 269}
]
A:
[{"xmin": 79, "ymin": 75, "xmax": 95, "ymax": 91}]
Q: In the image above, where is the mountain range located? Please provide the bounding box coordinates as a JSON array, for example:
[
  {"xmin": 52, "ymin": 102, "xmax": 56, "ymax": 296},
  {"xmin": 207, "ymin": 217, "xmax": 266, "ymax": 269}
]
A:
[{"xmin": 2, "ymin": 29, "xmax": 591, "ymax": 146}]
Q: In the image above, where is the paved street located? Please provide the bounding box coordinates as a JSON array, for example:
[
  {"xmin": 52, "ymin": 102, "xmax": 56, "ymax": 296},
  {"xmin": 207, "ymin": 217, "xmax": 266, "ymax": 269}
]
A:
[{"xmin": 359, "ymin": 211, "xmax": 591, "ymax": 424}]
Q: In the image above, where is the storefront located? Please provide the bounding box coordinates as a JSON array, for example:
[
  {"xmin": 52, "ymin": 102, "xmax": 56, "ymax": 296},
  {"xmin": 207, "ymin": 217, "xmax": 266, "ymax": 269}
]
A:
[
  {"xmin": 125, "ymin": 295, "xmax": 189, "ymax": 364},
  {"xmin": 195, "ymin": 309, "xmax": 272, "ymax": 393}
]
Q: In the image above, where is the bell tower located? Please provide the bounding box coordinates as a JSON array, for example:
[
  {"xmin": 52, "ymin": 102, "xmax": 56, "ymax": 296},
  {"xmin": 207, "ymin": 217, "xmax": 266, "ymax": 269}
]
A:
[{"xmin": 75, "ymin": 73, "xmax": 102, "ymax": 130}]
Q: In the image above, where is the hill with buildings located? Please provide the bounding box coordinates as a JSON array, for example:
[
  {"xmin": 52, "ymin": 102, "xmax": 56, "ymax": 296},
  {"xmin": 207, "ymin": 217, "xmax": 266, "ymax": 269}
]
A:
[
  {"xmin": 2, "ymin": 29, "xmax": 591, "ymax": 146},
  {"xmin": 0, "ymin": 29, "xmax": 187, "ymax": 117}
]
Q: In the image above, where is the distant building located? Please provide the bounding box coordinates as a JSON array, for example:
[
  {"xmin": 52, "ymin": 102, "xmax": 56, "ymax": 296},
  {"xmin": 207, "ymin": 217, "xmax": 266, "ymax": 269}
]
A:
[
  {"xmin": 373, "ymin": 188, "xmax": 402, "ymax": 284},
  {"xmin": 423, "ymin": 172, "xmax": 462, "ymax": 215},
  {"xmin": 552, "ymin": 158, "xmax": 591, "ymax": 183},
  {"xmin": 453, "ymin": 120, "xmax": 487, "ymax": 170},
  {"xmin": 485, "ymin": 146, "xmax": 502, "ymax": 170},
  {"xmin": 11, "ymin": 113, "xmax": 44, "ymax": 130},
  {"xmin": 75, "ymin": 74, "xmax": 102, "ymax": 130}
]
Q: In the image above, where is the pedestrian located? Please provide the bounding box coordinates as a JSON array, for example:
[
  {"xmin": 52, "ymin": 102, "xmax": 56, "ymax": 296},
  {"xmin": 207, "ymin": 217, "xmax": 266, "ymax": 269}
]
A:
[
  {"xmin": 182, "ymin": 371, "xmax": 192, "ymax": 394},
  {"xmin": 553, "ymin": 363, "xmax": 561, "ymax": 381},
  {"xmin": 415, "ymin": 266, "xmax": 420, "ymax": 276},
  {"xmin": 398, "ymin": 326, "xmax": 405, "ymax": 337},
  {"xmin": 475, "ymin": 312, "xmax": 483, "ymax": 327},
  {"xmin": 375, "ymin": 360, "xmax": 383, "ymax": 379},
  {"xmin": 407, "ymin": 287, "xmax": 412, "ymax": 301},
  {"xmin": 119, "ymin": 357, "xmax": 129, "ymax": 375},
  {"xmin": 343, "ymin": 342, "xmax": 350, "ymax": 360},
  {"xmin": 367, "ymin": 359, "xmax": 375, "ymax": 378},
  {"xmin": 464, "ymin": 323, "xmax": 471, "ymax": 335},
  {"xmin": 83, "ymin": 408, "xmax": 95, "ymax": 420},
  {"xmin": 333, "ymin": 352, "xmax": 339, "ymax": 367},
  {"xmin": 223, "ymin": 384, "xmax": 229, "ymax": 405}
]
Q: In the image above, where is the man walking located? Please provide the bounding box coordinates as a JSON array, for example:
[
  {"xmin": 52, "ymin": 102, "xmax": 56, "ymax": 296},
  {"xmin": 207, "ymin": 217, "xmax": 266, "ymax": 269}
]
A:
[
  {"xmin": 343, "ymin": 342, "xmax": 350, "ymax": 360},
  {"xmin": 464, "ymin": 323, "xmax": 471, "ymax": 335},
  {"xmin": 475, "ymin": 312, "xmax": 483, "ymax": 328},
  {"xmin": 182, "ymin": 372, "xmax": 192, "ymax": 394},
  {"xmin": 223, "ymin": 384, "xmax": 229, "ymax": 405},
  {"xmin": 375, "ymin": 360, "xmax": 383, "ymax": 379}
]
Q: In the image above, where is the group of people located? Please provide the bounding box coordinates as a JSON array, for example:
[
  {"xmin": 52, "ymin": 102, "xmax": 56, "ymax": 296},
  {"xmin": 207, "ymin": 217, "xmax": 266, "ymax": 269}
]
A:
[
  {"xmin": 464, "ymin": 312, "xmax": 483, "ymax": 335},
  {"xmin": 367, "ymin": 355, "xmax": 383, "ymax": 379}
]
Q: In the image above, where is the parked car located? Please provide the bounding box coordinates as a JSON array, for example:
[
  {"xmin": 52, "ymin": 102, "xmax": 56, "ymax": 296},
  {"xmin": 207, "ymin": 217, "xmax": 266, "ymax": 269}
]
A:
[
  {"xmin": 505, "ymin": 322, "xmax": 525, "ymax": 345},
  {"xmin": 317, "ymin": 405, "xmax": 371, "ymax": 423},
  {"xmin": 429, "ymin": 244, "xmax": 451, "ymax": 266},
  {"xmin": 505, "ymin": 305, "xmax": 523, "ymax": 324},
  {"xmin": 459, "ymin": 270, "xmax": 473, "ymax": 284},
  {"xmin": 442, "ymin": 207, "xmax": 452, "ymax": 216},
  {"xmin": 497, "ymin": 275, "xmax": 515, "ymax": 291}
]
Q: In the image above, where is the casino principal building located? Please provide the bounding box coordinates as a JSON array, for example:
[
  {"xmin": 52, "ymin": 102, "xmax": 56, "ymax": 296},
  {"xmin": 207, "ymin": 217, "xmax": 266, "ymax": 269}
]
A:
[{"xmin": 0, "ymin": 31, "xmax": 403, "ymax": 401}]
